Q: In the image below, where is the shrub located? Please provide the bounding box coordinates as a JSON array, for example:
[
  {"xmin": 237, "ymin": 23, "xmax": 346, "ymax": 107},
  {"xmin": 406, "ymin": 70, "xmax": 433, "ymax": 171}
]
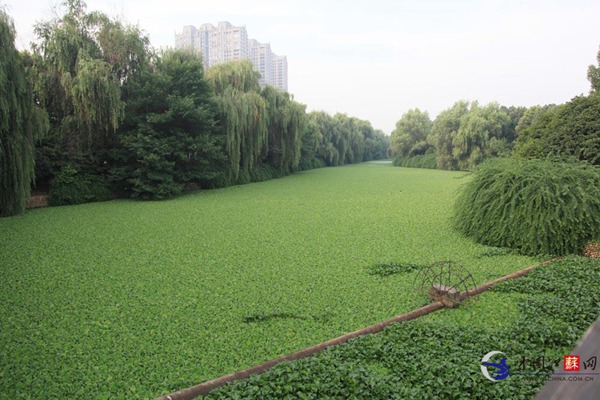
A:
[
  {"xmin": 392, "ymin": 153, "xmax": 437, "ymax": 169},
  {"xmin": 48, "ymin": 165, "xmax": 112, "ymax": 206},
  {"xmin": 454, "ymin": 158, "xmax": 600, "ymax": 255}
]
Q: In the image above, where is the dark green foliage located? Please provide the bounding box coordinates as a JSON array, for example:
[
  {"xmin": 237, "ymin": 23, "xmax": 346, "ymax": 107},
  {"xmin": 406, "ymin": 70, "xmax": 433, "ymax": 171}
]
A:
[
  {"xmin": 514, "ymin": 94, "xmax": 600, "ymax": 165},
  {"xmin": 298, "ymin": 157, "xmax": 327, "ymax": 172},
  {"xmin": 364, "ymin": 130, "xmax": 389, "ymax": 161},
  {"xmin": 236, "ymin": 163, "xmax": 287, "ymax": 185},
  {"xmin": 0, "ymin": 9, "xmax": 48, "ymax": 217},
  {"xmin": 455, "ymin": 158, "xmax": 600, "ymax": 255},
  {"xmin": 207, "ymin": 256, "xmax": 600, "ymax": 399},
  {"xmin": 500, "ymin": 105, "xmax": 526, "ymax": 144},
  {"xmin": 113, "ymin": 50, "xmax": 225, "ymax": 199},
  {"xmin": 47, "ymin": 164, "xmax": 111, "ymax": 206},
  {"xmin": 392, "ymin": 153, "xmax": 437, "ymax": 169},
  {"xmin": 367, "ymin": 262, "xmax": 422, "ymax": 276},
  {"xmin": 514, "ymin": 50, "xmax": 600, "ymax": 165}
]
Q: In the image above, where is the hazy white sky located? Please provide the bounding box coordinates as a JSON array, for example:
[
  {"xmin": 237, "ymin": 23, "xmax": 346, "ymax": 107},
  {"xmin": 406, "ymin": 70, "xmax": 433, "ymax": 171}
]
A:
[{"xmin": 3, "ymin": 0, "xmax": 600, "ymax": 133}]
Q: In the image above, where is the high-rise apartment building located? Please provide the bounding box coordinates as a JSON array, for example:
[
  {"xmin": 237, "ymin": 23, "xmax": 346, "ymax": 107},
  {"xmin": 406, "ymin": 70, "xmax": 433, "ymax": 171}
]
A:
[
  {"xmin": 175, "ymin": 21, "xmax": 288, "ymax": 92},
  {"xmin": 249, "ymin": 39, "xmax": 273, "ymax": 88},
  {"xmin": 207, "ymin": 21, "xmax": 249, "ymax": 66},
  {"xmin": 273, "ymin": 55, "xmax": 288, "ymax": 93},
  {"xmin": 175, "ymin": 25, "xmax": 211, "ymax": 67}
]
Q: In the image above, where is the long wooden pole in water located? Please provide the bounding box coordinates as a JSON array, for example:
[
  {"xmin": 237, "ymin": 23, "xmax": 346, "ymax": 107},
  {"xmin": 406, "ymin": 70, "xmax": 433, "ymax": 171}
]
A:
[{"xmin": 155, "ymin": 258, "xmax": 558, "ymax": 400}]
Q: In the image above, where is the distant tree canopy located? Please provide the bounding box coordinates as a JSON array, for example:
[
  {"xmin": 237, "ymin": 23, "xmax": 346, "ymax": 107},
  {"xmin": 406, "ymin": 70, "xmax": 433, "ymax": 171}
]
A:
[
  {"xmin": 391, "ymin": 46, "xmax": 600, "ymax": 171},
  {"xmin": 390, "ymin": 108, "xmax": 432, "ymax": 157},
  {"xmin": 431, "ymin": 101, "xmax": 514, "ymax": 170},
  {"xmin": 206, "ymin": 61, "xmax": 389, "ymax": 185},
  {"xmin": 306, "ymin": 111, "xmax": 388, "ymax": 167},
  {"xmin": 390, "ymin": 49, "xmax": 600, "ymax": 172},
  {"xmin": 0, "ymin": 9, "xmax": 48, "ymax": 216}
]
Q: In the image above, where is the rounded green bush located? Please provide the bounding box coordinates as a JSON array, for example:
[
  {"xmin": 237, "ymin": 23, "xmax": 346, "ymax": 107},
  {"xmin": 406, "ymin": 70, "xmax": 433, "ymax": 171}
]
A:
[
  {"xmin": 48, "ymin": 164, "xmax": 112, "ymax": 206},
  {"xmin": 454, "ymin": 158, "xmax": 600, "ymax": 255}
]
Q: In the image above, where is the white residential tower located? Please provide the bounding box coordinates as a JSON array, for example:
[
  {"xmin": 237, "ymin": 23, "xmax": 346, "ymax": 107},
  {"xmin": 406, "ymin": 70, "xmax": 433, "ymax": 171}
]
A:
[{"xmin": 175, "ymin": 21, "xmax": 288, "ymax": 92}]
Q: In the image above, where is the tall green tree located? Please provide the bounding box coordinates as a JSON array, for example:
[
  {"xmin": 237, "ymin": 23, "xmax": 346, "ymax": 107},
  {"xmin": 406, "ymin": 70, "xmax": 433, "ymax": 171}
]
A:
[
  {"xmin": 113, "ymin": 50, "xmax": 225, "ymax": 199},
  {"xmin": 310, "ymin": 111, "xmax": 339, "ymax": 166},
  {"xmin": 298, "ymin": 113, "xmax": 324, "ymax": 170},
  {"xmin": 30, "ymin": 0, "xmax": 150, "ymax": 188},
  {"xmin": 429, "ymin": 100, "xmax": 470, "ymax": 170},
  {"xmin": 390, "ymin": 108, "xmax": 432, "ymax": 157},
  {"xmin": 501, "ymin": 105, "xmax": 526, "ymax": 144},
  {"xmin": 588, "ymin": 46, "xmax": 600, "ymax": 93},
  {"xmin": 0, "ymin": 9, "xmax": 48, "ymax": 216},
  {"xmin": 206, "ymin": 61, "xmax": 269, "ymax": 182},
  {"xmin": 429, "ymin": 101, "xmax": 512, "ymax": 170},
  {"xmin": 31, "ymin": 0, "xmax": 123, "ymax": 158},
  {"xmin": 262, "ymin": 86, "xmax": 306, "ymax": 172},
  {"xmin": 365, "ymin": 130, "xmax": 389, "ymax": 161},
  {"xmin": 452, "ymin": 102, "xmax": 511, "ymax": 170}
]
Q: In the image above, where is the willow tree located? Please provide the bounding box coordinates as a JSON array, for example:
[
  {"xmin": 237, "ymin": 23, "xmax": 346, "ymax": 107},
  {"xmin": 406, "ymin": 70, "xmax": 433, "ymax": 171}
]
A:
[
  {"xmin": 307, "ymin": 111, "xmax": 385, "ymax": 166},
  {"xmin": 365, "ymin": 129, "xmax": 390, "ymax": 161},
  {"xmin": 262, "ymin": 85, "xmax": 306, "ymax": 172},
  {"xmin": 390, "ymin": 108, "xmax": 432, "ymax": 157},
  {"xmin": 31, "ymin": 0, "xmax": 123, "ymax": 159},
  {"xmin": 310, "ymin": 111, "xmax": 339, "ymax": 166},
  {"xmin": 0, "ymin": 10, "xmax": 48, "ymax": 216},
  {"xmin": 429, "ymin": 100, "xmax": 470, "ymax": 170},
  {"xmin": 450, "ymin": 102, "xmax": 510, "ymax": 170},
  {"xmin": 30, "ymin": 0, "xmax": 149, "ymax": 192},
  {"xmin": 206, "ymin": 61, "xmax": 269, "ymax": 182},
  {"xmin": 336, "ymin": 115, "xmax": 366, "ymax": 164}
]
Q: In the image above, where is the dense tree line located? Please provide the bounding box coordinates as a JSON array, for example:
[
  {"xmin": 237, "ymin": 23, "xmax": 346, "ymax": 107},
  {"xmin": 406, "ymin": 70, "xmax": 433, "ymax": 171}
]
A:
[
  {"xmin": 391, "ymin": 47, "xmax": 600, "ymax": 170},
  {"xmin": 390, "ymin": 102, "xmax": 524, "ymax": 170},
  {"xmin": 0, "ymin": 1, "xmax": 388, "ymax": 216}
]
